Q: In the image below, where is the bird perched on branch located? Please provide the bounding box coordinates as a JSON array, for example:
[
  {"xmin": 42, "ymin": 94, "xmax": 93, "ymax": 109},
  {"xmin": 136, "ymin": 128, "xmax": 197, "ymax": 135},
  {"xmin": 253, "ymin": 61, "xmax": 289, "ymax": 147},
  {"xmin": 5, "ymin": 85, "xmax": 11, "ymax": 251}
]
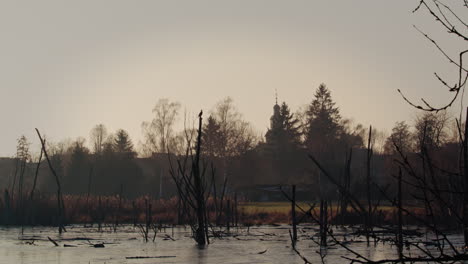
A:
[{"xmin": 199, "ymin": 110, "xmax": 203, "ymax": 118}]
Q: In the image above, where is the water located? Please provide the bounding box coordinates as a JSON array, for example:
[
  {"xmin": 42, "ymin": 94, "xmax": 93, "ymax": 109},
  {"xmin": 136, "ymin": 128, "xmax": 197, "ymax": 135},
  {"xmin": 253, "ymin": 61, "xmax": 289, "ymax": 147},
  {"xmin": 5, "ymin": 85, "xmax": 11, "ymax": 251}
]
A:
[{"xmin": 0, "ymin": 225, "xmax": 465, "ymax": 263}]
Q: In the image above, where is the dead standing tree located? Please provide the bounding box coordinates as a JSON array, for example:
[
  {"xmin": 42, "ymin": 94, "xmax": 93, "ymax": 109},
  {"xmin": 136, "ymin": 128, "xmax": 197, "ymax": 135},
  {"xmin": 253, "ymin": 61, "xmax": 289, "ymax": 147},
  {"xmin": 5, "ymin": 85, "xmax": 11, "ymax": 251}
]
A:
[
  {"xmin": 398, "ymin": 0, "xmax": 468, "ymax": 248},
  {"xmin": 398, "ymin": 0, "xmax": 468, "ymax": 113},
  {"xmin": 365, "ymin": 125, "xmax": 373, "ymax": 245},
  {"xmin": 310, "ymin": 144, "xmax": 468, "ymax": 263},
  {"xmin": 169, "ymin": 111, "xmax": 209, "ymax": 245},
  {"xmin": 35, "ymin": 128, "xmax": 66, "ymax": 234},
  {"xmin": 193, "ymin": 111, "xmax": 207, "ymax": 245},
  {"xmin": 463, "ymin": 108, "xmax": 468, "ymax": 247}
]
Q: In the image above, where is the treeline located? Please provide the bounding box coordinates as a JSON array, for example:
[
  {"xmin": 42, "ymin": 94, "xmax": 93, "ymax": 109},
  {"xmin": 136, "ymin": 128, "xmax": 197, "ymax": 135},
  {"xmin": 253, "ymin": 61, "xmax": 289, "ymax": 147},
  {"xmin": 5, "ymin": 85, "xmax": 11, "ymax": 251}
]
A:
[{"xmin": 1, "ymin": 83, "xmax": 462, "ymax": 200}]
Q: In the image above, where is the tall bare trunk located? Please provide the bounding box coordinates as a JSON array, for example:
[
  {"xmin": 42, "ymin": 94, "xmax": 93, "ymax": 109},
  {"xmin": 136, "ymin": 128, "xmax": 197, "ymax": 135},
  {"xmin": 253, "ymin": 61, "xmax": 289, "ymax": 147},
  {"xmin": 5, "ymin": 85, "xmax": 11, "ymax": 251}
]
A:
[
  {"xmin": 291, "ymin": 185, "xmax": 297, "ymax": 243},
  {"xmin": 463, "ymin": 107, "xmax": 468, "ymax": 247},
  {"xmin": 193, "ymin": 113, "xmax": 206, "ymax": 245},
  {"xmin": 397, "ymin": 167, "xmax": 403, "ymax": 260},
  {"xmin": 366, "ymin": 125, "xmax": 373, "ymax": 245},
  {"xmin": 35, "ymin": 128, "xmax": 65, "ymax": 234}
]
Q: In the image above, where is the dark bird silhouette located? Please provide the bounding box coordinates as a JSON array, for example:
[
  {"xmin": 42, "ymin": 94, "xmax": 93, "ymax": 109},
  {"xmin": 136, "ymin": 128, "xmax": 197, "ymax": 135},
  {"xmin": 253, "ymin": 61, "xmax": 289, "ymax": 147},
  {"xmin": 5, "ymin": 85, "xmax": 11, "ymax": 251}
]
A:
[{"xmin": 199, "ymin": 110, "xmax": 203, "ymax": 118}]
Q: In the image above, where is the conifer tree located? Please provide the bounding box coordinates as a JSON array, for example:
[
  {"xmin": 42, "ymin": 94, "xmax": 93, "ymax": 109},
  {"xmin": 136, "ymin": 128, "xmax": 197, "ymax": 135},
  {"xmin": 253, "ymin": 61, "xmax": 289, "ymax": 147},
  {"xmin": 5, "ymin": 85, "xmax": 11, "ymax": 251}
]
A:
[
  {"xmin": 202, "ymin": 115, "xmax": 223, "ymax": 158},
  {"xmin": 114, "ymin": 129, "xmax": 135, "ymax": 157},
  {"xmin": 265, "ymin": 101, "xmax": 301, "ymax": 154},
  {"xmin": 304, "ymin": 83, "xmax": 342, "ymax": 151}
]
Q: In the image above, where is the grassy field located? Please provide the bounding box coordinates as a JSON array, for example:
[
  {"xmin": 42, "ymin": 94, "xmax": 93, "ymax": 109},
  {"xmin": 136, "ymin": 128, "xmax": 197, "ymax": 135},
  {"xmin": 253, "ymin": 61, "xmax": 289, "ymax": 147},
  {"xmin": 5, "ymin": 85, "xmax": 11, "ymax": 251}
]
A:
[
  {"xmin": 239, "ymin": 202, "xmax": 312, "ymax": 214},
  {"xmin": 238, "ymin": 201, "xmax": 418, "ymax": 224},
  {"xmin": 239, "ymin": 201, "xmax": 403, "ymax": 215}
]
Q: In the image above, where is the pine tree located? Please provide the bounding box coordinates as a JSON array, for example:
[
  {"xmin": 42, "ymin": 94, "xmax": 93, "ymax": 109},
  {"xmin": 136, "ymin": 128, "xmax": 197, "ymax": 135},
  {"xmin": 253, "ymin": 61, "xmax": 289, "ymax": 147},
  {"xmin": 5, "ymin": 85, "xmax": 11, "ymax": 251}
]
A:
[
  {"xmin": 114, "ymin": 129, "xmax": 135, "ymax": 157},
  {"xmin": 280, "ymin": 102, "xmax": 301, "ymax": 147},
  {"xmin": 304, "ymin": 83, "xmax": 342, "ymax": 151},
  {"xmin": 265, "ymin": 102, "xmax": 283, "ymax": 153},
  {"xmin": 65, "ymin": 139, "xmax": 90, "ymax": 194},
  {"xmin": 265, "ymin": 101, "xmax": 301, "ymax": 155},
  {"xmin": 114, "ymin": 129, "xmax": 133, "ymax": 153},
  {"xmin": 262, "ymin": 100, "xmax": 302, "ymax": 184},
  {"xmin": 202, "ymin": 115, "xmax": 223, "ymax": 158}
]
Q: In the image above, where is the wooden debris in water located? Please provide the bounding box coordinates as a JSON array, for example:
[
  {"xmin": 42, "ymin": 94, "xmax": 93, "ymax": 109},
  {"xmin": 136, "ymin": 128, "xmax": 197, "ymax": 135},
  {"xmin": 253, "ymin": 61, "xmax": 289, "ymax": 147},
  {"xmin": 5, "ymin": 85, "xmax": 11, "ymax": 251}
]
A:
[
  {"xmin": 125, "ymin": 256, "xmax": 176, "ymax": 259},
  {"xmin": 47, "ymin": 237, "xmax": 58, "ymax": 247}
]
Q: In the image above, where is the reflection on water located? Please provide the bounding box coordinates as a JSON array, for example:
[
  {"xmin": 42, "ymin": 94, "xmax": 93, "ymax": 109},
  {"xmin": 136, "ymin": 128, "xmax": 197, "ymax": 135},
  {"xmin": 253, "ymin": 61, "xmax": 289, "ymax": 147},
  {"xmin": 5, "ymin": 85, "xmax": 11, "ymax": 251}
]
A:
[
  {"xmin": 0, "ymin": 225, "xmax": 464, "ymax": 264},
  {"xmin": 195, "ymin": 245, "xmax": 207, "ymax": 264}
]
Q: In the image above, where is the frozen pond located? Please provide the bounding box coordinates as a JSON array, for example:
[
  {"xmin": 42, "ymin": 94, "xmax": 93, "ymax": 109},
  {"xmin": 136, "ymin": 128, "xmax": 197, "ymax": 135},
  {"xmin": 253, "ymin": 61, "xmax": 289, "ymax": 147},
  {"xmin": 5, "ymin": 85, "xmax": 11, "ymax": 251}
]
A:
[{"xmin": 0, "ymin": 225, "xmax": 465, "ymax": 263}]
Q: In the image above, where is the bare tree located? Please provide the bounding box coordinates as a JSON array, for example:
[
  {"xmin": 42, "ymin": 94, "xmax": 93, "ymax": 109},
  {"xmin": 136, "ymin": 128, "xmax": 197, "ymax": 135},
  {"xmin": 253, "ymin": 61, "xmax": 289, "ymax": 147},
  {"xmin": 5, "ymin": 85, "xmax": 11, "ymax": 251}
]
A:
[
  {"xmin": 398, "ymin": 0, "xmax": 468, "ymax": 112},
  {"xmin": 208, "ymin": 97, "xmax": 256, "ymax": 179},
  {"xmin": 384, "ymin": 121, "xmax": 413, "ymax": 155},
  {"xmin": 35, "ymin": 129, "xmax": 66, "ymax": 234},
  {"xmin": 10, "ymin": 135, "xmax": 30, "ymax": 200},
  {"xmin": 141, "ymin": 98, "xmax": 181, "ymax": 156},
  {"xmin": 89, "ymin": 124, "xmax": 107, "ymax": 155},
  {"xmin": 168, "ymin": 111, "xmax": 210, "ymax": 245},
  {"xmin": 414, "ymin": 110, "xmax": 450, "ymax": 150},
  {"xmin": 212, "ymin": 97, "xmax": 256, "ymax": 156}
]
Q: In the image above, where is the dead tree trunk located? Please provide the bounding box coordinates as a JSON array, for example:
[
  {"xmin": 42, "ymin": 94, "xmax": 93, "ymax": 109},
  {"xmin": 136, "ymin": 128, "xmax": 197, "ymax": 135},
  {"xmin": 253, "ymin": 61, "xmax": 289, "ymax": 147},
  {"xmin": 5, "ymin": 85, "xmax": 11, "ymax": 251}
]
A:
[
  {"xmin": 177, "ymin": 196, "xmax": 182, "ymax": 225},
  {"xmin": 234, "ymin": 192, "xmax": 238, "ymax": 227},
  {"xmin": 226, "ymin": 198, "xmax": 231, "ymax": 233},
  {"xmin": 98, "ymin": 196, "xmax": 102, "ymax": 231},
  {"xmin": 193, "ymin": 113, "xmax": 206, "ymax": 245},
  {"xmin": 397, "ymin": 167, "xmax": 403, "ymax": 260},
  {"xmin": 168, "ymin": 111, "xmax": 210, "ymax": 245},
  {"xmin": 463, "ymin": 107, "xmax": 468, "ymax": 247},
  {"xmin": 341, "ymin": 148, "xmax": 352, "ymax": 224},
  {"xmin": 291, "ymin": 185, "xmax": 297, "ymax": 243},
  {"xmin": 114, "ymin": 184, "xmax": 123, "ymax": 232},
  {"xmin": 35, "ymin": 128, "xmax": 65, "ymax": 234},
  {"xmin": 366, "ymin": 125, "xmax": 373, "ymax": 245},
  {"xmin": 29, "ymin": 148, "xmax": 43, "ymax": 202},
  {"xmin": 86, "ymin": 166, "xmax": 93, "ymax": 226},
  {"xmin": 320, "ymin": 200, "xmax": 327, "ymax": 247},
  {"xmin": 28, "ymin": 148, "xmax": 43, "ymax": 225},
  {"xmin": 3, "ymin": 190, "xmax": 11, "ymax": 225}
]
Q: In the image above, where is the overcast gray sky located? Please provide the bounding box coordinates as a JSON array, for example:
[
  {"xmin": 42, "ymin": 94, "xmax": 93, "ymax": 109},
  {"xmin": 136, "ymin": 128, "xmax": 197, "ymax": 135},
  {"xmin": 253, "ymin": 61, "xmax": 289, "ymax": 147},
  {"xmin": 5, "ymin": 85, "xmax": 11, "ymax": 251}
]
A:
[{"xmin": 0, "ymin": 0, "xmax": 465, "ymax": 156}]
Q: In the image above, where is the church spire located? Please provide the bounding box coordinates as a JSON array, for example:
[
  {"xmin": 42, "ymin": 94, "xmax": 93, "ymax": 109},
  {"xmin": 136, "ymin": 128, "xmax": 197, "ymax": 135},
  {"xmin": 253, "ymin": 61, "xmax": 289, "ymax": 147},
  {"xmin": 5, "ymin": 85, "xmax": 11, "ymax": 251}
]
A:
[
  {"xmin": 275, "ymin": 89, "xmax": 278, "ymax": 105},
  {"xmin": 273, "ymin": 89, "xmax": 280, "ymax": 122},
  {"xmin": 273, "ymin": 89, "xmax": 280, "ymax": 113}
]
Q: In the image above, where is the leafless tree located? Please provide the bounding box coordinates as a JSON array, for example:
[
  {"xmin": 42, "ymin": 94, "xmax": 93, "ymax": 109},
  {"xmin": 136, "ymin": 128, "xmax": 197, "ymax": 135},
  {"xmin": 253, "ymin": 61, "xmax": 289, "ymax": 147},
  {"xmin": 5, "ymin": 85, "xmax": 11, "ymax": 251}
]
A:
[
  {"xmin": 383, "ymin": 121, "xmax": 413, "ymax": 155},
  {"xmin": 141, "ymin": 98, "xmax": 181, "ymax": 156},
  {"xmin": 398, "ymin": 0, "xmax": 468, "ymax": 112},
  {"xmin": 208, "ymin": 97, "xmax": 256, "ymax": 180},
  {"xmin": 168, "ymin": 111, "xmax": 210, "ymax": 245},
  {"xmin": 89, "ymin": 124, "xmax": 107, "ymax": 155},
  {"xmin": 414, "ymin": 110, "xmax": 450, "ymax": 150},
  {"xmin": 212, "ymin": 97, "xmax": 256, "ymax": 157}
]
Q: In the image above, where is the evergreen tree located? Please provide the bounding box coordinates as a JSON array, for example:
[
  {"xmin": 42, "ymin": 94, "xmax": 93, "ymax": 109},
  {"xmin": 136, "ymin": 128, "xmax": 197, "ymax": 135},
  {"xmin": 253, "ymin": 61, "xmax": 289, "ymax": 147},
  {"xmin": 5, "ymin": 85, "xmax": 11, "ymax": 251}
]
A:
[
  {"xmin": 93, "ymin": 129, "xmax": 141, "ymax": 196},
  {"xmin": 114, "ymin": 129, "xmax": 135, "ymax": 157},
  {"xmin": 263, "ymin": 101, "xmax": 302, "ymax": 183},
  {"xmin": 64, "ymin": 139, "xmax": 90, "ymax": 194},
  {"xmin": 16, "ymin": 136, "xmax": 30, "ymax": 162},
  {"xmin": 265, "ymin": 101, "xmax": 301, "ymax": 154},
  {"xmin": 13, "ymin": 135, "xmax": 30, "ymax": 201},
  {"xmin": 280, "ymin": 102, "xmax": 302, "ymax": 147},
  {"xmin": 265, "ymin": 102, "xmax": 283, "ymax": 153},
  {"xmin": 202, "ymin": 115, "xmax": 223, "ymax": 158},
  {"xmin": 304, "ymin": 83, "xmax": 342, "ymax": 151}
]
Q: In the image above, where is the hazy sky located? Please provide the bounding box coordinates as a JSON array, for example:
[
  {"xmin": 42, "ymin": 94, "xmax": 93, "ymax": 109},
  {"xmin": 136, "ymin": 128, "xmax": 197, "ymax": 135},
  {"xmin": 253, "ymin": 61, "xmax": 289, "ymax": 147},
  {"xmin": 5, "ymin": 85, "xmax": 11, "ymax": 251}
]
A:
[{"xmin": 0, "ymin": 0, "xmax": 465, "ymax": 156}]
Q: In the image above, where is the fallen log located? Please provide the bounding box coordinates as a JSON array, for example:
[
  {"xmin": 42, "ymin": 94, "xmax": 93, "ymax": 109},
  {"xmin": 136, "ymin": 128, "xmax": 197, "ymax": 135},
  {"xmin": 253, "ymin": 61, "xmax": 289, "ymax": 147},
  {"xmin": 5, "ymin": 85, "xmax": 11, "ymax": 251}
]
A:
[
  {"xmin": 125, "ymin": 256, "xmax": 176, "ymax": 259},
  {"xmin": 47, "ymin": 237, "xmax": 58, "ymax": 247}
]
